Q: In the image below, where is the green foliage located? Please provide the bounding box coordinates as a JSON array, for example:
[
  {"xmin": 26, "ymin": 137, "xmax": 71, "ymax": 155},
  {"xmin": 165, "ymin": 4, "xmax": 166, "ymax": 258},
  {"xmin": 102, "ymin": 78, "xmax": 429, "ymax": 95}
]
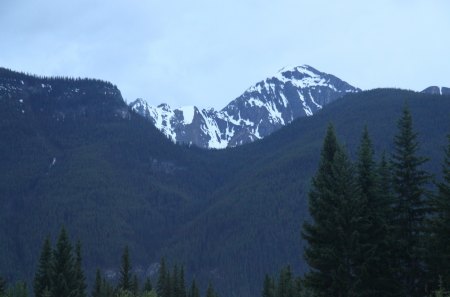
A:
[
  {"xmin": 74, "ymin": 241, "xmax": 87, "ymax": 297},
  {"xmin": 355, "ymin": 129, "xmax": 397, "ymax": 297},
  {"xmin": 302, "ymin": 125, "xmax": 368, "ymax": 297},
  {"xmin": 141, "ymin": 290, "xmax": 158, "ymax": 297},
  {"xmin": 157, "ymin": 258, "xmax": 168, "ymax": 297},
  {"xmin": 52, "ymin": 227, "xmax": 77, "ymax": 297},
  {"xmin": 276, "ymin": 266, "xmax": 293, "ymax": 297},
  {"xmin": 262, "ymin": 274, "xmax": 274, "ymax": 297},
  {"xmin": 5, "ymin": 281, "xmax": 28, "ymax": 297},
  {"xmin": 92, "ymin": 269, "xmax": 103, "ymax": 297},
  {"xmin": 0, "ymin": 276, "xmax": 6, "ymax": 296},
  {"xmin": 2, "ymin": 66, "xmax": 450, "ymax": 297},
  {"xmin": 427, "ymin": 135, "xmax": 450, "ymax": 291},
  {"xmin": 143, "ymin": 278, "xmax": 152, "ymax": 293},
  {"xmin": 188, "ymin": 280, "xmax": 199, "ymax": 297},
  {"xmin": 131, "ymin": 275, "xmax": 139, "ymax": 297},
  {"xmin": 33, "ymin": 237, "xmax": 53, "ymax": 297},
  {"xmin": 391, "ymin": 106, "xmax": 430, "ymax": 297},
  {"xmin": 118, "ymin": 246, "xmax": 132, "ymax": 292},
  {"xmin": 205, "ymin": 283, "xmax": 217, "ymax": 297}
]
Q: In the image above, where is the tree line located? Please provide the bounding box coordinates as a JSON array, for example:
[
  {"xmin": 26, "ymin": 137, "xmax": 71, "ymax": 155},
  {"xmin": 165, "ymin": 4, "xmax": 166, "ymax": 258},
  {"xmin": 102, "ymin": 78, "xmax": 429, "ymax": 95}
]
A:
[
  {"xmin": 263, "ymin": 106, "xmax": 450, "ymax": 297},
  {"xmin": 0, "ymin": 228, "xmax": 219, "ymax": 297}
]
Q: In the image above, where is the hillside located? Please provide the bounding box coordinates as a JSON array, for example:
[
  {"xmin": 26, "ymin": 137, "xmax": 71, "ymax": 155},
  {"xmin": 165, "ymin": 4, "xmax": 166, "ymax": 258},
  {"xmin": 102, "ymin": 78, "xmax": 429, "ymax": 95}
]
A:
[{"xmin": 1, "ymin": 68, "xmax": 449, "ymax": 297}]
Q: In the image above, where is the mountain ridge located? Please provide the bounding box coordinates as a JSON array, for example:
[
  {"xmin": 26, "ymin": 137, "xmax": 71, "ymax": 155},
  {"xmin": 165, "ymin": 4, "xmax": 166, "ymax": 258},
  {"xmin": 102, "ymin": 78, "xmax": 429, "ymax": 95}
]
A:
[
  {"xmin": 2, "ymin": 66, "xmax": 450, "ymax": 297},
  {"xmin": 130, "ymin": 65, "xmax": 360, "ymax": 149}
]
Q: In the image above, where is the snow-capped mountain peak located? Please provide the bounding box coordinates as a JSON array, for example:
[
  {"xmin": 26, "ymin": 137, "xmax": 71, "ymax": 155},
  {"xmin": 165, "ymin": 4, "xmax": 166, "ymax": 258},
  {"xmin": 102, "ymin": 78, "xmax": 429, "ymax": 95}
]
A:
[{"xmin": 130, "ymin": 65, "xmax": 360, "ymax": 149}]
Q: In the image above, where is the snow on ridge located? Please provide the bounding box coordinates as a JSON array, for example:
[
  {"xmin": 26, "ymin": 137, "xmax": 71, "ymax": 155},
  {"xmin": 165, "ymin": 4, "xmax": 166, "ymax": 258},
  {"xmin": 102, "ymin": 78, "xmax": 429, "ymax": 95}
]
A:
[
  {"xmin": 179, "ymin": 106, "xmax": 195, "ymax": 125},
  {"xmin": 130, "ymin": 64, "xmax": 359, "ymax": 149}
]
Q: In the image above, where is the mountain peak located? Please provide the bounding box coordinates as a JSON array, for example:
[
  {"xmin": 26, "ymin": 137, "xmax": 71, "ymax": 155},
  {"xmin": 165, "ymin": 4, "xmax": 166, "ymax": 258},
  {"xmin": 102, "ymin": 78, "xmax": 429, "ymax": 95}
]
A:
[{"xmin": 131, "ymin": 65, "xmax": 360, "ymax": 149}]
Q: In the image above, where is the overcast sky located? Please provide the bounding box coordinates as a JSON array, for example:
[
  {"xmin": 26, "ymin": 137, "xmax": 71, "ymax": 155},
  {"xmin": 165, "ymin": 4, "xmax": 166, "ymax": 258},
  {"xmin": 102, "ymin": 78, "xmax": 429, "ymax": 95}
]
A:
[{"xmin": 1, "ymin": 0, "xmax": 449, "ymax": 109}]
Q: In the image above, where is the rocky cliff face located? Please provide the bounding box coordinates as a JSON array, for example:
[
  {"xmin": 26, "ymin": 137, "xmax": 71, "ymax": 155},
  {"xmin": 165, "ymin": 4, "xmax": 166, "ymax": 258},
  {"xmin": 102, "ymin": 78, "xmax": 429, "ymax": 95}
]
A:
[{"xmin": 421, "ymin": 86, "xmax": 450, "ymax": 95}]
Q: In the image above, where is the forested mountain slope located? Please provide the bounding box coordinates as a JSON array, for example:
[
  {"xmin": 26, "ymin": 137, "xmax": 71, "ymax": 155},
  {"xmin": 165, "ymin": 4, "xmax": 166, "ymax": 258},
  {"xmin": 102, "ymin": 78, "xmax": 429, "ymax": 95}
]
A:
[{"xmin": 1, "ymin": 67, "xmax": 449, "ymax": 297}]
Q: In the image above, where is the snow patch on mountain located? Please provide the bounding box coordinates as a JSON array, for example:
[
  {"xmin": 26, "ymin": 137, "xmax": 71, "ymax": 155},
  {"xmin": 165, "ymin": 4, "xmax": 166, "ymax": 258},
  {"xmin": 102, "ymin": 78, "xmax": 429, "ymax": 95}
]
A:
[{"xmin": 130, "ymin": 65, "xmax": 360, "ymax": 149}]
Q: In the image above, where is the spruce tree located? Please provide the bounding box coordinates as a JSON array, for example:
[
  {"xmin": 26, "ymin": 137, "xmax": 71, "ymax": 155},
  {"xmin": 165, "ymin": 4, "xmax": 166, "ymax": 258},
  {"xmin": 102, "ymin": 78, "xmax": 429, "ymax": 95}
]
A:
[
  {"xmin": 143, "ymin": 278, "xmax": 153, "ymax": 293},
  {"xmin": 0, "ymin": 276, "xmax": 6, "ymax": 296},
  {"xmin": 74, "ymin": 241, "xmax": 87, "ymax": 297},
  {"xmin": 131, "ymin": 275, "xmax": 139, "ymax": 297},
  {"xmin": 276, "ymin": 266, "xmax": 293, "ymax": 297},
  {"xmin": 262, "ymin": 274, "xmax": 274, "ymax": 297},
  {"xmin": 34, "ymin": 236, "xmax": 53, "ymax": 297},
  {"xmin": 355, "ymin": 128, "xmax": 396, "ymax": 297},
  {"xmin": 427, "ymin": 135, "xmax": 450, "ymax": 291},
  {"xmin": 92, "ymin": 269, "xmax": 102, "ymax": 297},
  {"xmin": 302, "ymin": 125, "xmax": 365, "ymax": 297},
  {"xmin": 157, "ymin": 258, "xmax": 168, "ymax": 297},
  {"xmin": 188, "ymin": 280, "xmax": 200, "ymax": 297},
  {"xmin": 206, "ymin": 283, "xmax": 217, "ymax": 297},
  {"xmin": 171, "ymin": 265, "xmax": 180, "ymax": 297},
  {"xmin": 52, "ymin": 227, "xmax": 76, "ymax": 297},
  {"xmin": 391, "ymin": 106, "xmax": 430, "ymax": 297},
  {"xmin": 118, "ymin": 246, "xmax": 132, "ymax": 292},
  {"xmin": 179, "ymin": 266, "xmax": 186, "ymax": 297}
]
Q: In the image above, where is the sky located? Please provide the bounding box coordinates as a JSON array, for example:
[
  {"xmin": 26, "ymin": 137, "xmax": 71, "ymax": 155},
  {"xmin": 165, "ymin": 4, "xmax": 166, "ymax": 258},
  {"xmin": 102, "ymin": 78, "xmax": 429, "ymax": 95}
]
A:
[{"xmin": 1, "ymin": 0, "xmax": 449, "ymax": 110}]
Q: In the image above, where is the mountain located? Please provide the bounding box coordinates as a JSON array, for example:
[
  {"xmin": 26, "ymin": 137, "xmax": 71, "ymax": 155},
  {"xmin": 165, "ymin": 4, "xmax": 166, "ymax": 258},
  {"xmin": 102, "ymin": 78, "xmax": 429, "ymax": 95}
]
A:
[
  {"xmin": 130, "ymin": 65, "xmax": 360, "ymax": 148},
  {"xmin": 1, "ymin": 67, "xmax": 450, "ymax": 297},
  {"xmin": 421, "ymin": 86, "xmax": 450, "ymax": 95}
]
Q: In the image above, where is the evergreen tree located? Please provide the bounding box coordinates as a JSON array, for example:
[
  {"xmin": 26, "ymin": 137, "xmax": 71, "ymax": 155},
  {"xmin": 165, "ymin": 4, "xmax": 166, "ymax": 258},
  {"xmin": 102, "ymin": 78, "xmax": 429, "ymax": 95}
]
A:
[
  {"xmin": 74, "ymin": 241, "xmax": 87, "ymax": 297},
  {"xmin": 171, "ymin": 265, "xmax": 180, "ymax": 297},
  {"xmin": 131, "ymin": 275, "xmax": 139, "ymax": 297},
  {"xmin": 427, "ymin": 135, "xmax": 450, "ymax": 291},
  {"xmin": 302, "ymin": 125, "xmax": 366, "ymax": 297},
  {"xmin": 92, "ymin": 269, "xmax": 102, "ymax": 297},
  {"xmin": 262, "ymin": 274, "xmax": 274, "ymax": 297},
  {"xmin": 34, "ymin": 236, "xmax": 53, "ymax": 297},
  {"xmin": 118, "ymin": 246, "xmax": 132, "ymax": 292},
  {"xmin": 0, "ymin": 276, "xmax": 6, "ymax": 296},
  {"xmin": 143, "ymin": 278, "xmax": 153, "ymax": 293},
  {"xmin": 205, "ymin": 283, "xmax": 217, "ymax": 297},
  {"xmin": 355, "ymin": 128, "xmax": 397, "ymax": 297},
  {"xmin": 391, "ymin": 106, "xmax": 430, "ymax": 297},
  {"xmin": 188, "ymin": 280, "xmax": 200, "ymax": 297},
  {"xmin": 276, "ymin": 266, "xmax": 293, "ymax": 297},
  {"xmin": 52, "ymin": 227, "xmax": 76, "ymax": 297},
  {"xmin": 6, "ymin": 281, "xmax": 28, "ymax": 297},
  {"xmin": 157, "ymin": 258, "xmax": 168, "ymax": 297},
  {"xmin": 179, "ymin": 266, "xmax": 186, "ymax": 297}
]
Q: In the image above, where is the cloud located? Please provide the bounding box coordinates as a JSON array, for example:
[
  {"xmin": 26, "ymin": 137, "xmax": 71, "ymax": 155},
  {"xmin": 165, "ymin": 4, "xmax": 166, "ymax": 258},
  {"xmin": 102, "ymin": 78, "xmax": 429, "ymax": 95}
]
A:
[{"xmin": 1, "ymin": 0, "xmax": 449, "ymax": 109}]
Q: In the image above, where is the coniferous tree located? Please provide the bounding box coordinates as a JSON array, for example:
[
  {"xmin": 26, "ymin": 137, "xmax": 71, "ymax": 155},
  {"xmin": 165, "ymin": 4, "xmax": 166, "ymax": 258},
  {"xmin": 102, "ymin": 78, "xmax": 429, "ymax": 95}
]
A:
[
  {"xmin": 92, "ymin": 269, "xmax": 102, "ymax": 297},
  {"xmin": 302, "ymin": 125, "xmax": 366, "ymax": 297},
  {"xmin": 143, "ymin": 278, "xmax": 153, "ymax": 293},
  {"xmin": 262, "ymin": 274, "xmax": 274, "ymax": 297},
  {"xmin": 118, "ymin": 246, "xmax": 132, "ymax": 292},
  {"xmin": 52, "ymin": 227, "xmax": 76, "ymax": 297},
  {"xmin": 391, "ymin": 106, "xmax": 430, "ymax": 297},
  {"xmin": 276, "ymin": 266, "xmax": 293, "ymax": 297},
  {"xmin": 157, "ymin": 258, "xmax": 168, "ymax": 297},
  {"xmin": 6, "ymin": 281, "xmax": 28, "ymax": 297},
  {"xmin": 205, "ymin": 283, "xmax": 217, "ymax": 297},
  {"xmin": 0, "ymin": 276, "xmax": 6, "ymax": 296},
  {"xmin": 34, "ymin": 237, "xmax": 53, "ymax": 297},
  {"xmin": 74, "ymin": 241, "xmax": 87, "ymax": 297},
  {"xmin": 427, "ymin": 135, "xmax": 450, "ymax": 291},
  {"xmin": 179, "ymin": 266, "xmax": 186, "ymax": 297},
  {"xmin": 188, "ymin": 280, "xmax": 199, "ymax": 297},
  {"xmin": 355, "ymin": 128, "xmax": 397, "ymax": 297},
  {"xmin": 131, "ymin": 275, "xmax": 139, "ymax": 297},
  {"xmin": 171, "ymin": 265, "xmax": 180, "ymax": 297}
]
